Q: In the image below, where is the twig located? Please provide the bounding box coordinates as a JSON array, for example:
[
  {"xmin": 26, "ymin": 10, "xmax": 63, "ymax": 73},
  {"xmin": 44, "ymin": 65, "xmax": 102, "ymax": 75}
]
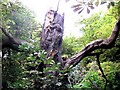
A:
[{"xmin": 96, "ymin": 54, "xmax": 108, "ymax": 90}]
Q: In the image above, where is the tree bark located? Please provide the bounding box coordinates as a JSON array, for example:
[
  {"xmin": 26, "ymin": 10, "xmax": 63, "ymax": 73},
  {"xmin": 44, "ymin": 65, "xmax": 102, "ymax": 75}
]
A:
[
  {"xmin": 40, "ymin": 9, "xmax": 64, "ymax": 66},
  {"xmin": 63, "ymin": 18, "xmax": 120, "ymax": 69},
  {"xmin": 1, "ymin": 27, "xmax": 27, "ymax": 51}
]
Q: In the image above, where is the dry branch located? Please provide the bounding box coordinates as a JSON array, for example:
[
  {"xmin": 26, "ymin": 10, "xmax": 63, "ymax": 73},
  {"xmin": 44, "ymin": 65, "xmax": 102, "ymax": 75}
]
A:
[{"xmin": 64, "ymin": 19, "xmax": 120, "ymax": 69}]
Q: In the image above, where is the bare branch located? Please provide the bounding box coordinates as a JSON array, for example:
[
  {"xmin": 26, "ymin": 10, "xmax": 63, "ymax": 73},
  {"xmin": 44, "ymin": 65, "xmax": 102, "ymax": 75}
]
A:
[{"xmin": 96, "ymin": 54, "xmax": 108, "ymax": 90}]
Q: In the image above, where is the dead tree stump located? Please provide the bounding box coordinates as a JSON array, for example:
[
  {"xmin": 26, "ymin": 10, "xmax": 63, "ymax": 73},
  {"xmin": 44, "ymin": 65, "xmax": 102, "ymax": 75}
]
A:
[{"xmin": 40, "ymin": 9, "xmax": 64, "ymax": 67}]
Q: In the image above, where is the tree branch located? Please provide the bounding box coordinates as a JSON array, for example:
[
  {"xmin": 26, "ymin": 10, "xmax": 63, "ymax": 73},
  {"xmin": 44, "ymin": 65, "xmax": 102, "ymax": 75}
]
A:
[
  {"xmin": 1, "ymin": 27, "xmax": 20, "ymax": 45},
  {"xmin": 63, "ymin": 19, "xmax": 120, "ymax": 69},
  {"xmin": 1, "ymin": 27, "xmax": 28, "ymax": 51},
  {"xmin": 96, "ymin": 54, "xmax": 108, "ymax": 90}
]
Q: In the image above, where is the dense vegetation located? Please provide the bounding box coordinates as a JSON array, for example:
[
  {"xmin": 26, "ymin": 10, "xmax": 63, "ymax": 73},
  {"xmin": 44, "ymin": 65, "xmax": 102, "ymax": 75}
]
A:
[
  {"xmin": 1, "ymin": 0, "xmax": 120, "ymax": 89},
  {"xmin": 64, "ymin": 3, "xmax": 120, "ymax": 89}
]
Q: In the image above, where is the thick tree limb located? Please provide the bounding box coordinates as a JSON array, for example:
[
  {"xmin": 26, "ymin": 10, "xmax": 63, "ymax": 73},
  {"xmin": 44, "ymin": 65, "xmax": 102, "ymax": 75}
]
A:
[
  {"xmin": 1, "ymin": 27, "xmax": 27, "ymax": 51},
  {"xmin": 64, "ymin": 19, "xmax": 120, "ymax": 69},
  {"xmin": 1, "ymin": 27, "xmax": 20, "ymax": 45}
]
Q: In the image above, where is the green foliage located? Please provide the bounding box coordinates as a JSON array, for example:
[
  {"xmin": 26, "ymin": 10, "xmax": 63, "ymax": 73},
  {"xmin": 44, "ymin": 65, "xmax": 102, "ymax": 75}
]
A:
[
  {"xmin": 2, "ymin": 0, "xmax": 120, "ymax": 89},
  {"xmin": 62, "ymin": 36, "xmax": 84, "ymax": 56},
  {"xmin": 62, "ymin": 1, "xmax": 120, "ymax": 57},
  {"xmin": 1, "ymin": 0, "xmax": 67, "ymax": 86},
  {"xmin": 2, "ymin": 42, "xmax": 68, "ymax": 89},
  {"xmin": 65, "ymin": 2, "xmax": 120, "ymax": 89},
  {"xmin": 67, "ymin": 61, "xmax": 120, "ymax": 89},
  {"xmin": 1, "ymin": 0, "xmax": 41, "ymax": 41},
  {"xmin": 2, "ymin": 49, "xmax": 30, "ymax": 88},
  {"xmin": 80, "ymin": 11, "xmax": 116, "ymax": 45},
  {"xmin": 79, "ymin": 71, "xmax": 102, "ymax": 88},
  {"xmin": 2, "ymin": 0, "xmax": 42, "ymax": 89}
]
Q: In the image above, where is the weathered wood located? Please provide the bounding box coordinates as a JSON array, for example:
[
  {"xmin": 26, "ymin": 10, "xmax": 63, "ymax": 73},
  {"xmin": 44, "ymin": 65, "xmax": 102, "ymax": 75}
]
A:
[
  {"xmin": 64, "ymin": 18, "xmax": 120, "ymax": 69},
  {"xmin": 40, "ymin": 9, "xmax": 64, "ymax": 66}
]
